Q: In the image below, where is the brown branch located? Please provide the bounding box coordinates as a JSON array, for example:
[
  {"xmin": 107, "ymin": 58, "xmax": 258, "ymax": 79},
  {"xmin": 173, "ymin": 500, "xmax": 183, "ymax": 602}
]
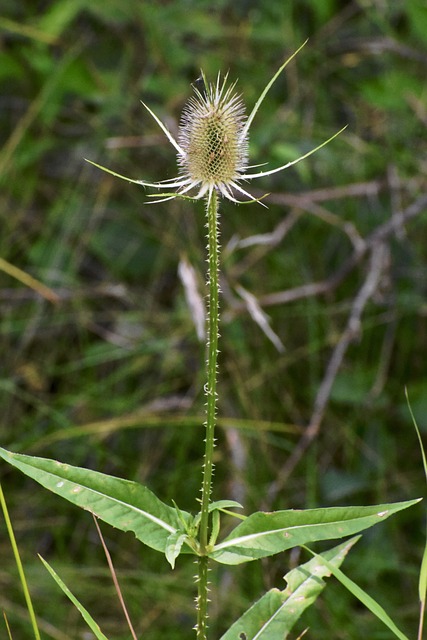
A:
[
  {"xmin": 230, "ymin": 192, "xmax": 427, "ymax": 312},
  {"xmin": 92, "ymin": 515, "xmax": 138, "ymax": 640},
  {"xmin": 267, "ymin": 241, "xmax": 389, "ymax": 501},
  {"xmin": 261, "ymin": 193, "xmax": 427, "ymax": 498},
  {"xmin": 256, "ymin": 177, "xmax": 424, "ymax": 206}
]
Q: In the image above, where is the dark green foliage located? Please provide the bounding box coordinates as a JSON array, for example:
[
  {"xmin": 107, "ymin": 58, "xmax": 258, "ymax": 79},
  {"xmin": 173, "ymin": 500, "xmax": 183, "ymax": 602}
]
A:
[{"xmin": 0, "ymin": 1, "xmax": 426, "ymax": 638}]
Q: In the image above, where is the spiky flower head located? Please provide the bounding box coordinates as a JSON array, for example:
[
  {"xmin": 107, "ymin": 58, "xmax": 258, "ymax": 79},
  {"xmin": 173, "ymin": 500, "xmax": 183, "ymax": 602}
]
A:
[
  {"xmin": 177, "ymin": 73, "xmax": 248, "ymax": 198},
  {"xmin": 87, "ymin": 42, "xmax": 345, "ymax": 207}
]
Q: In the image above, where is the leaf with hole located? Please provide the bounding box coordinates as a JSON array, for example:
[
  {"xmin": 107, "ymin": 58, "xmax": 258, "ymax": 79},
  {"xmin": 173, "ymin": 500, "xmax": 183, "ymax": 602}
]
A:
[
  {"xmin": 303, "ymin": 545, "xmax": 411, "ymax": 640},
  {"xmin": 220, "ymin": 536, "xmax": 359, "ymax": 639}
]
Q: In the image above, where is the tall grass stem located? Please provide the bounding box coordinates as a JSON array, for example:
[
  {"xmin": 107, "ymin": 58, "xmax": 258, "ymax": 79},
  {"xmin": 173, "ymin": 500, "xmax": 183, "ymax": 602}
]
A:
[{"xmin": 0, "ymin": 483, "xmax": 41, "ymax": 640}]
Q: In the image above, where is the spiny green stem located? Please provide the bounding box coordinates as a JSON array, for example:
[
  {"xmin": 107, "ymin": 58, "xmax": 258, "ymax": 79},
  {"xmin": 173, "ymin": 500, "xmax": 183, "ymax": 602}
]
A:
[
  {"xmin": 196, "ymin": 556, "xmax": 209, "ymax": 640},
  {"xmin": 197, "ymin": 189, "xmax": 220, "ymax": 640},
  {"xmin": 199, "ymin": 189, "xmax": 220, "ymax": 552}
]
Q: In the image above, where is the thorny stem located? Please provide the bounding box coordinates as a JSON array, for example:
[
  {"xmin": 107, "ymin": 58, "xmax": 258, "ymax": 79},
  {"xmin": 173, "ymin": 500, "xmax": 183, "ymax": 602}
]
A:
[
  {"xmin": 196, "ymin": 189, "xmax": 220, "ymax": 639},
  {"xmin": 196, "ymin": 555, "xmax": 210, "ymax": 640}
]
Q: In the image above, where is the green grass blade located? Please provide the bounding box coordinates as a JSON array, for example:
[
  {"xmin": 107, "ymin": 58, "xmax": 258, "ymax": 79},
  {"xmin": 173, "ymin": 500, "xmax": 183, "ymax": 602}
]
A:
[
  {"xmin": 0, "ymin": 483, "xmax": 41, "ymax": 640},
  {"xmin": 406, "ymin": 388, "xmax": 427, "ymax": 483},
  {"xmin": 3, "ymin": 612, "xmax": 13, "ymax": 640},
  {"xmin": 39, "ymin": 556, "xmax": 110, "ymax": 640},
  {"xmin": 0, "ymin": 447, "xmax": 193, "ymax": 555},
  {"xmin": 302, "ymin": 545, "xmax": 411, "ymax": 640},
  {"xmin": 220, "ymin": 537, "xmax": 359, "ymax": 640},
  {"xmin": 210, "ymin": 500, "xmax": 421, "ymax": 564},
  {"xmin": 405, "ymin": 388, "xmax": 427, "ymax": 637},
  {"xmin": 419, "ymin": 543, "xmax": 427, "ymax": 614}
]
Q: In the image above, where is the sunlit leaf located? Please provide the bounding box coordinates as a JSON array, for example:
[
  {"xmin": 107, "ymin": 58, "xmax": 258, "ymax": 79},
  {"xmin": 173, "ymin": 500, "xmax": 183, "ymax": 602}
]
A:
[
  {"xmin": 0, "ymin": 447, "xmax": 193, "ymax": 555},
  {"xmin": 210, "ymin": 500, "xmax": 421, "ymax": 565}
]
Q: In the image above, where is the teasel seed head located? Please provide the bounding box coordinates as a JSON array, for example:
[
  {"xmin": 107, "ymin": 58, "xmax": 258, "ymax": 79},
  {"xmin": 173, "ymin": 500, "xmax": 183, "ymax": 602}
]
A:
[
  {"xmin": 86, "ymin": 42, "xmax": 346, "ymax": 207},
  {"xmin": 178, "ymin": 73, "xmax": 249, "ymax": 191}
]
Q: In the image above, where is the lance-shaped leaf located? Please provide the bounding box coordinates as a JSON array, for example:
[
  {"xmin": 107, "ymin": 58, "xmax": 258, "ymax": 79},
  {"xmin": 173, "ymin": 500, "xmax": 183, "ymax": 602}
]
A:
[
  {"xmin": 0, "ymin": 447, "xmax": 193, "ymax": 555},
  {"xmin": 220, "ymin": 536, "xmax": 359, "ymax": 640},
  {"xmin": 210, "ymin": 499, "xmax": 420, "ymax": 565}
]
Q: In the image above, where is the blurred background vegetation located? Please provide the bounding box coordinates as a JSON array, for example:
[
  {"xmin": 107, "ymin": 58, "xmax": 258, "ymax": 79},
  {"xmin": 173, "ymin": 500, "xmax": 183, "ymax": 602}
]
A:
[{"xmin": 1, "ymin": 0, "xmax": 427, "ymax": 638}]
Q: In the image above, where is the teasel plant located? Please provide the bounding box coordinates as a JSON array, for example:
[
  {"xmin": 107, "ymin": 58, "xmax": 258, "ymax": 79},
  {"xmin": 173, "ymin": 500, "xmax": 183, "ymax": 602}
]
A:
[
  {"xmin": 0, "ymin": 42, "xmax": 421, "ymax": 640},
  {"xmin": 88, "ymin": 40, "xmax": 345, "ymax": 635}
]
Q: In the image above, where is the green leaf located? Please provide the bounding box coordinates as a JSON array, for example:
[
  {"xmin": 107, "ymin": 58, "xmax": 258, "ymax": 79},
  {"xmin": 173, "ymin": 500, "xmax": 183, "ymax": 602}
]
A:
[
  {"xmin": 0, "ymin": 447, "xmax": 193, "ymax": 555},
  {"xmin": 165, "ymin": 531, "xmax": 188, "ymax": 569},
  {"xmin": 192, "ymin": 499, "xmax": 245, "ymax": 532},
  {"xmin": 210, "ymin": 500, "xmax": 421, "ymax": 565},
  {"xmin": 220, "ymin": 537, "xmax": 359, "ymax": 640},
  {"xmin": 39, "ymin": 556, "xmax": 110, "ymax": 640},
  {"xmin": 207, "ymin": 500, "xmax": 243, "ymax": 512},
  {"xmin": 302, "ymin": 545, "xmax": 410, "ymax": 640}
]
